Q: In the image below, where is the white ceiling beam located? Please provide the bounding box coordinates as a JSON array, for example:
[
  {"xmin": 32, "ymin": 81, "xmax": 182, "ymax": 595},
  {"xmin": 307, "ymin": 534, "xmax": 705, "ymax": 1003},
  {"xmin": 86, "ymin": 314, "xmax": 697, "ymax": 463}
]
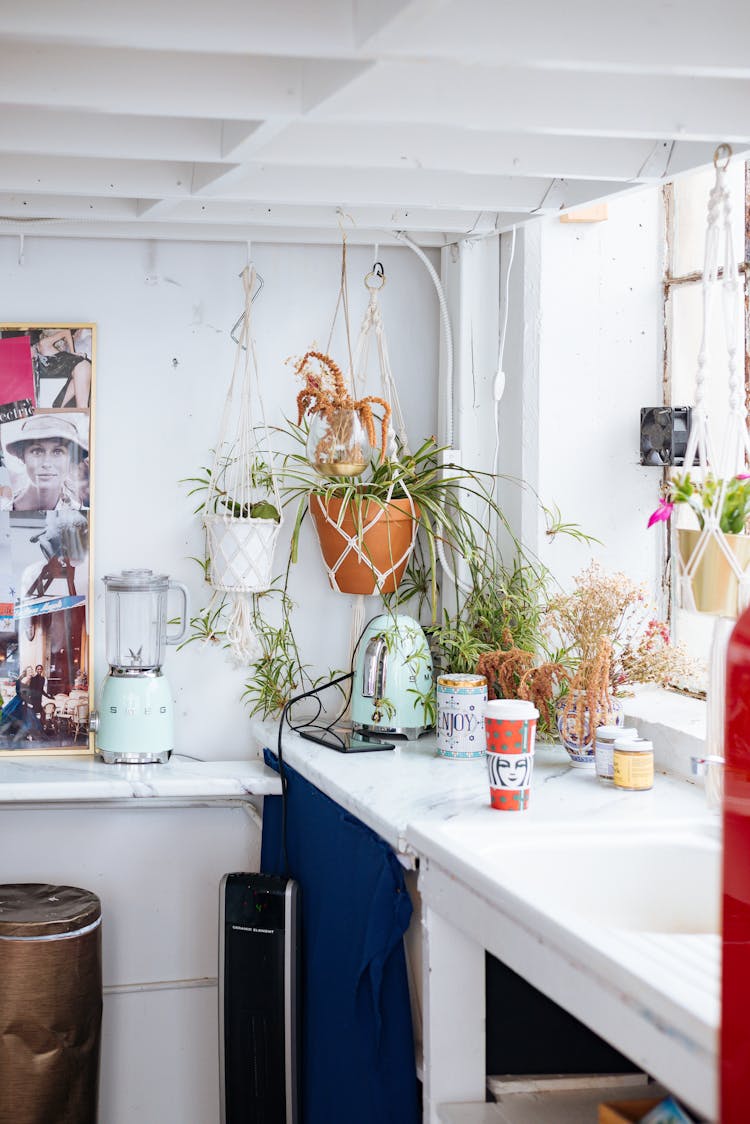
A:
[
  {"xmin": 0, "ymin": 105, "xmax": 225, "ymax": 162},
  {"xmin": 0, "ymin": 154, "xmax": 636, "ymax": 219},
  {"xmin": 0, "ymin": 196, "xmax": 496, "ymax": 236},
  {"xmin": 129, "ymin": 199, "xmax": 502, "ymax": 233},
  {"xmin": 358, "ymin": 0, "xmax": 750, "ymax": 76},
  {"xmin": 251, "ymin": 123, "xmax": 721, "ymax": 182},
  {"xmin": 135, "ymin": 199, "xmax": 184, "ymax": 220},
  {"xmin": 0, "ymin": 43, "xmax": 369, "ymax": 119},
  {"xmin": 0, "ymin": 1, "xmax": 359, "ymax": 57},
  {"xmin": 0, "ymin": 221, "xmax": 452, "ymax": 247},
  {"xmin": 0, "ymin": 109, "xmax": 726, "ymax": 185},
  {"xmin": 0, "ymin": 156, "xmax": 194, "ymax": 199},
  {"xmin": 301, "ymin": 59, "xmax": 375, "ymax": 113},
  {"xmin": 193, "ymin": 162, "xmax": 629, "ymax": 212},
  {"xmin": 313, "ymin": 61, "xmax": 750, "ymax": 142},
  {"xmin": 190, "ymin": 164, "xmax": 247, "ymax": 195},
  {"xmin": 1, "ymin": 0, "xmax": 748, "ymax": 77},
  {"xmin": 353, "ymin": 0, "xmax": 445, "ymax": 48},
  {"xmin": 0, "ymin": 194, "xmax": 138, "ymax": 220},
  {"xmin": 220, "ymin": 120, "xmax": 294, "ymax": 160}
]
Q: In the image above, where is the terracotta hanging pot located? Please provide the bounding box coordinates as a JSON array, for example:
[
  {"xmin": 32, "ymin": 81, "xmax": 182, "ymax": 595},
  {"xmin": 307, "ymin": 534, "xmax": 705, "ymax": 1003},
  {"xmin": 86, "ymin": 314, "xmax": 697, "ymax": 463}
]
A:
[
  {"xmin": 678, "ymin": 529, "xmax": 750, "ymax": 617},
  {"xmin": 309, "ymin": 495, "xmax": 419, "ymax": 595}
]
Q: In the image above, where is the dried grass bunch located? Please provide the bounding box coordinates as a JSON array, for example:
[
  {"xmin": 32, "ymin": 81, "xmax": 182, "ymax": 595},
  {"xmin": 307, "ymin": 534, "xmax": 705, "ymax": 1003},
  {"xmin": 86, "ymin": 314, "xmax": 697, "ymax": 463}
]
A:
[
  {"xmin": 476, "ymin": 629, "xmax": 570, "ymax": 739},
  {"xmin": 295, "ymin": 350, "xmax": 391, "ymax": 472},
  {"xmin": 476, "ymin": 563, "xmax": 695, "ymax": 744},
  {"xmin": 545, "ymin": 561, "xmax": 692, "ymax": 692},
  {"xmin": 545, "ymin": 562, "xmax": 695, "ymax": 742}
]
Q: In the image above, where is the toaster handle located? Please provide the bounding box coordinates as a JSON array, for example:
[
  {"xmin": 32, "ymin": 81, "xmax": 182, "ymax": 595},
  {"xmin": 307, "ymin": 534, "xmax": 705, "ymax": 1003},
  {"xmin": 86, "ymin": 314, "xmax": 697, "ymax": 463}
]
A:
[{"xmin": 362, "ymin": 634, "xmax": 388, "ymax": 699}]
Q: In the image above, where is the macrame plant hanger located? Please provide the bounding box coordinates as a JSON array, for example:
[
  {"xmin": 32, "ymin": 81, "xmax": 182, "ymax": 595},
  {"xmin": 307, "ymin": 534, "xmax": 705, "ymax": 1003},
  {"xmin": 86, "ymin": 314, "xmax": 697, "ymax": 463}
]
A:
[
  {"xmin": 352, "ymin": 261, "xmax": 410, "ymax": 454},
  {"xmin": 316, "ymin": 257, "xmax": 415, "ymax": 597},
  {"xmin": 677, "ymin": 143, "xmax": 750, "ymax": 614},
  {"xmin": 203, "ymin": 264, "xmax": 283, "ymax": 663},
  {"xmin": 313, "ymin": 247, "xmax": 417, "ymax": 675}
]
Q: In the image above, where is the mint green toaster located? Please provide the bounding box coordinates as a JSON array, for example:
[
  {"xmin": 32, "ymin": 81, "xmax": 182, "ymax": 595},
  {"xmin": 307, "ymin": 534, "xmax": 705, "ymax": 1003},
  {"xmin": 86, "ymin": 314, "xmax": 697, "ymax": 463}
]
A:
[{"xmin": 351, "ymin": 613, "xmax": 435, "ymax": 739}]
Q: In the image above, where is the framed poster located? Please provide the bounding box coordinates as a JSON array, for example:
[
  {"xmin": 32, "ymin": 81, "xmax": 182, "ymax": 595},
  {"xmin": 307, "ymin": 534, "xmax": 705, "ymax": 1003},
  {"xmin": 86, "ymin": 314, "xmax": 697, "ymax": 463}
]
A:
[{"xmin": 0, "ymin": 325, "xmax": 94, "ymax": 755}]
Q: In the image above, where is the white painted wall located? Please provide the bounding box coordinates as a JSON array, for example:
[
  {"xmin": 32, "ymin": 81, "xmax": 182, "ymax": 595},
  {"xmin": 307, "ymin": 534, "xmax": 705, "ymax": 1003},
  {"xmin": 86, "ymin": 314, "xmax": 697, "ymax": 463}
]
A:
[
  {"xmin": 0, "ymin": 192, "xmax": 670, "ymax": 1124},
  {"xmin": 0, "ymin": 235, "xmax": 439, "ymax": 758},
  {"xmin": 499, "ymin": 189, "xmax": 664, "ymax": 597},
  {"xmin": 0, "ymin": 233, "xmax": 438, "ymax": 1123}
]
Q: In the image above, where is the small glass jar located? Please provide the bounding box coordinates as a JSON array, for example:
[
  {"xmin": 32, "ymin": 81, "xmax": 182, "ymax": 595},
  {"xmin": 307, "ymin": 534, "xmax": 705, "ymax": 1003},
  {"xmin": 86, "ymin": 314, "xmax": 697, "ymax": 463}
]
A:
[
  {"xmin": 306, "ymin": 409, "xmax": 372, "ymax": 478},
  {"xmin": 613, "ymin": 737, "xmax": 654, "ymax": 792},
  {"xmin": 595, "ymin": 725, "xmax": 638, "ymax": 785}
]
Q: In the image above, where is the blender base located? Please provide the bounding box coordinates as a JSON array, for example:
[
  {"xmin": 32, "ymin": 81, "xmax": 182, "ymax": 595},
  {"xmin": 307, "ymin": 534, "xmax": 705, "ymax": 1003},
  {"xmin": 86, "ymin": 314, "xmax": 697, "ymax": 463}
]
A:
[
  {"xmin": 95, "ymin": 672, "xmax": 175, "ymax": 765},
  {"xmin": 99, "ymin": 747, "xmax": 172, "ymax": 765}
]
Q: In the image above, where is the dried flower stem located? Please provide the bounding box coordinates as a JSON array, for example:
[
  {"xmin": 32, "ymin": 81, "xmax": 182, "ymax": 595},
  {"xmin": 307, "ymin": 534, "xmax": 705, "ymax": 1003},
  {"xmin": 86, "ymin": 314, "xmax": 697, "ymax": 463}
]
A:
[{"xmin": 295, "ymin": 350, "xmax": 391, "ymax": 463}]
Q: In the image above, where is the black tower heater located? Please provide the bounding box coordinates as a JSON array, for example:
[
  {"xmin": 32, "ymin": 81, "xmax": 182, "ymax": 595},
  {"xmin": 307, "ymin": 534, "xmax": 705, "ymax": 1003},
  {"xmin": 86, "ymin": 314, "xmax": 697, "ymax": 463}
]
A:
[{"xmin": 219, "ymin": 873, "xmax": 300, "ymax": 1123}]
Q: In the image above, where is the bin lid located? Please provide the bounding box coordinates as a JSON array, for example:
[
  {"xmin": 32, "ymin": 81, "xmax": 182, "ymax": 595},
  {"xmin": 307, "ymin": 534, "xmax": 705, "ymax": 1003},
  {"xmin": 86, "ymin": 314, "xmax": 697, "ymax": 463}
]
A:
[{"xmin": 0, "ymin": 884, "xmax": 101, "ymax": 937}]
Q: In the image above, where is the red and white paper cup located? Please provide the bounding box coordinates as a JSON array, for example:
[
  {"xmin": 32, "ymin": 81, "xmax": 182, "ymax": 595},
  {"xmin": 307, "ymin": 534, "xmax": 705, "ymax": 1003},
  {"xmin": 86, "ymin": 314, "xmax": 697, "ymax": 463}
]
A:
[{"xmin": 484, "ymin": 699, "xmax": 539, "ymax": 811}]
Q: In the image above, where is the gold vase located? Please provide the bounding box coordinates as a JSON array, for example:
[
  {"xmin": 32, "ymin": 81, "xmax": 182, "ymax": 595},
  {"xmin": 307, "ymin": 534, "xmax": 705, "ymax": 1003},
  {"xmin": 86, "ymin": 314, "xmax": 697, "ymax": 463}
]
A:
[{"xmin": 678, "ymin": 529, "xmax": 750, "ymax": 617}]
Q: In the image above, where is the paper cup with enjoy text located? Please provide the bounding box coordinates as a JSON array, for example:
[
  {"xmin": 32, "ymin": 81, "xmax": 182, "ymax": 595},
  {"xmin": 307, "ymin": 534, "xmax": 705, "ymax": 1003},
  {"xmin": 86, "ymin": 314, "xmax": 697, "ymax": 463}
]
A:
[{"xmin": 485, "ymin": 699, "xmax": 539, "ymax": 811}]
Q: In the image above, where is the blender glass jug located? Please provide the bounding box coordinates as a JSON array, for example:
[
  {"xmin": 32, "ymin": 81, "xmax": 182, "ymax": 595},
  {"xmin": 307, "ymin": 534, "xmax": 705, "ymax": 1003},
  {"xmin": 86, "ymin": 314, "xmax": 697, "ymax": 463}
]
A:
[{"xmin": 103, "ymin": 569, "xmax": 188, "ymax": 670}]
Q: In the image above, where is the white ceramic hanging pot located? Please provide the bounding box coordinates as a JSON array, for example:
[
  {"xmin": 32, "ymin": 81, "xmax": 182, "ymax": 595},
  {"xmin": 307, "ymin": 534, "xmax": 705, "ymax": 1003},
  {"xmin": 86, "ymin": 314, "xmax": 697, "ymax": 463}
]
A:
[{"xmin": 204, "ymin": 512, "xmax": 281, "ymax": 593}]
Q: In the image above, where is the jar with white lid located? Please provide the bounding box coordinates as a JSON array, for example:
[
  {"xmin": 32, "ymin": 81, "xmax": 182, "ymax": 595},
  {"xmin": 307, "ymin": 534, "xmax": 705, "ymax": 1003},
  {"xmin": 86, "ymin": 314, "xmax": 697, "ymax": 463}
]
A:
[
  {"xmin": 595, "ymin": 725, "xmax": 638, "ymax": 785},
  {"xmin": 613, "ymin": 737, "xmax": 654, "ymax": 792}
]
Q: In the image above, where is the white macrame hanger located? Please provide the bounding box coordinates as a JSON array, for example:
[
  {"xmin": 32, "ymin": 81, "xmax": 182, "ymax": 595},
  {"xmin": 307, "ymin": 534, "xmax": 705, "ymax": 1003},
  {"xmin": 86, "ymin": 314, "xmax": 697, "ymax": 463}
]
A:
[
  {"xmin": 342, "ymin": 258, "xmax": 417, "ymax": 695},
  {"xmin": 678, "ymin": 143, "xmax": 750, "ymax": 614},
  {"xmin": 203, "ymin": 264, "xmax": 283, "ymax": 663},
  {"xmin": 352, "ymin": 261, "xmax": 411, "ymax": 454}
]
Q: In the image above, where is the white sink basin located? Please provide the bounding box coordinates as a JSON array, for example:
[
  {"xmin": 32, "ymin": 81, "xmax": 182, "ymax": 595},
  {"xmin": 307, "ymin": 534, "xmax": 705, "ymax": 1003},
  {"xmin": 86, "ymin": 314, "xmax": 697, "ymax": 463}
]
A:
[{"xmin": 486, "ymin": 827, "xmax": 721, "ymax": 933}]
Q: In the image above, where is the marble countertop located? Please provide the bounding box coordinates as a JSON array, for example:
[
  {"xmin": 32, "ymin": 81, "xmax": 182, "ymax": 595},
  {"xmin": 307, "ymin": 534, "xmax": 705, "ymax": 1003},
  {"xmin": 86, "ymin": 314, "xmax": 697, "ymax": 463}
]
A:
[
  {"xmin": 0, "ymin": 753, "xmax": 281, "ymax": 803},
  {"xmin": 253, "ymin": 717, "xmax": 712, "ymax": 854}
]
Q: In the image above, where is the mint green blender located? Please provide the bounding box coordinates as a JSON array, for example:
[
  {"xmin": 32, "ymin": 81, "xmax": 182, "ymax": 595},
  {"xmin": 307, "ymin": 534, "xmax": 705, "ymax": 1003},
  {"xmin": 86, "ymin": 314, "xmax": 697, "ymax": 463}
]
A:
[{"xmin": 93, "ymin": 569, "xmax": 189, "ymax": 764}]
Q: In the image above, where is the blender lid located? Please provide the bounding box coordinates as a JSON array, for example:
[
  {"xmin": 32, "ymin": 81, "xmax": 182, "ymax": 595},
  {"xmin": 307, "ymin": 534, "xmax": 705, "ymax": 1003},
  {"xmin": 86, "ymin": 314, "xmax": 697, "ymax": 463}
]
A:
[{"xmin": 103, "ymin": 568, "xmax": 171, "ymax": 591}]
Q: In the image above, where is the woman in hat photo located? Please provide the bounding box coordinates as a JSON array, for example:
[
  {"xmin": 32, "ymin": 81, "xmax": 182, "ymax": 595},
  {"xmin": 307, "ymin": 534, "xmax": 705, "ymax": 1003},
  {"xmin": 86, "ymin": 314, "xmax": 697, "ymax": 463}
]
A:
[{"xmin": 2, "ymin": 413, "xmax": 89, "ymax": 511}]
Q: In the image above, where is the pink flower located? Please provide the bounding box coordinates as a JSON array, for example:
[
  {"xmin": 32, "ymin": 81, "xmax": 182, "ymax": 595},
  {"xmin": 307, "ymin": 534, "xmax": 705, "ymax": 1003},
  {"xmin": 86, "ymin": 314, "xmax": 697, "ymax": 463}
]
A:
[
  {"xmin": 736, "ymin": 473, "xmax": 750, "ymax": 481},
  {"xmin": 647, "ymin": 499, "xmax": 674, "ymax": 528}
]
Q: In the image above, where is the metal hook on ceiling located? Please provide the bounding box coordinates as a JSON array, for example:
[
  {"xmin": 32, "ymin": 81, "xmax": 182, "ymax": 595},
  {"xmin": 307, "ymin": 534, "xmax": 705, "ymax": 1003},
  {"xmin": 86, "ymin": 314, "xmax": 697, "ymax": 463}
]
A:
[
  {"xmin": 714, "ymin": 143, "xmax": 732, "ymax": 172},
  {"xmin": 230, "ymin": 270, "xmax": 264, "ymax": 347},
  {"xmin": 364, "ymin": 261, "xmax": 386, "ymax": 290},
  {"xmin": 336, "ymin": 207, "xmax": 356, "ymax": 237}
]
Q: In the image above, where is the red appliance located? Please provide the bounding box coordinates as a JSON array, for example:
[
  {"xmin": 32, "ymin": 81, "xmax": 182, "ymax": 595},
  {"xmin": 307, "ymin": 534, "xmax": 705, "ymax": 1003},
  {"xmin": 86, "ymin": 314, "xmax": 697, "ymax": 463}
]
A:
[{"xmin": 722, "ymin": 606, "xmax": 750, "ymax": 1120}]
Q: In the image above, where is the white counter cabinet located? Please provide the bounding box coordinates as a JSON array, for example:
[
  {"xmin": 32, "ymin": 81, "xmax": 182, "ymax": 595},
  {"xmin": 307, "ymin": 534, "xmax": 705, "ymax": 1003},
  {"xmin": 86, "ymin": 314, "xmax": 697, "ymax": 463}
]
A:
[
  {"xmin": 254, "ymin": 719, "xmax": 718, "ymax": 1123},
  {"xmin": 0, "ymin": 753, "xmax": 280, "ymax": 1124}
]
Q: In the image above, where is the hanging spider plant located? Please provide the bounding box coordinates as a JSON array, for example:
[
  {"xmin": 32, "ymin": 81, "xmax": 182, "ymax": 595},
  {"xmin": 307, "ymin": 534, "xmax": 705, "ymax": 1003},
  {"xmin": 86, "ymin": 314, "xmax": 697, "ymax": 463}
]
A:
[{"xmin": 281, "ymin": 420, "xmax": 513, "ymax": 612}]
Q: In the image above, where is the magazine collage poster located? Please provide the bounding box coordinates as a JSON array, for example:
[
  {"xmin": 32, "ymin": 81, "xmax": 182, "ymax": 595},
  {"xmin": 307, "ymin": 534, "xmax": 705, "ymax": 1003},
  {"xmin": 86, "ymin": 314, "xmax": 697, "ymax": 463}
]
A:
[{"xmin": 0, "ymin": 326, "xmax": 93, "ymax": 754}]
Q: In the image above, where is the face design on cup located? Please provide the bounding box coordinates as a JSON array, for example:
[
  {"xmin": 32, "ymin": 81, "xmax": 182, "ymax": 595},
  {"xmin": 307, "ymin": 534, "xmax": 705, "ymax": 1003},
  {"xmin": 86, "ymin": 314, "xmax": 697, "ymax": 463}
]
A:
[{"xmin": 488, "ymin": 752, "xmax": 532, "ymax": 790}]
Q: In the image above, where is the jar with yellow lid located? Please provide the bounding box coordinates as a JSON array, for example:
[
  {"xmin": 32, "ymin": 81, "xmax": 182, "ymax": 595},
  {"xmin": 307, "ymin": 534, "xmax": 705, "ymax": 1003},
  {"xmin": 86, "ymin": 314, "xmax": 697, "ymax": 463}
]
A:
[{"xmin": 613, "ymin": 737, "xmax": 654, "ymax": 792}]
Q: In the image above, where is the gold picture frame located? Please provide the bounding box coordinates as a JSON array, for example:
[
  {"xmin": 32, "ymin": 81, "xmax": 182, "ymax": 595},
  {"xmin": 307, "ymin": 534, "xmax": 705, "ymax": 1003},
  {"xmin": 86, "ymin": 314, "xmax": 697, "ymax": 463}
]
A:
[{"xmin": 0, "ymin": 324, "xmax": 95, "ymax": 756}]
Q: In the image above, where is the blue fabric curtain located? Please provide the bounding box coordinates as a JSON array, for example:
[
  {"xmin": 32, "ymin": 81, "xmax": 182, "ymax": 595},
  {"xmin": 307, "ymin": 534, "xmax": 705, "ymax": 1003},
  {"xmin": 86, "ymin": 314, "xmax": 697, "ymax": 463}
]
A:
[{"xmin": 261, "ymin": 749, "xmax": 420, "ymax": 1124}]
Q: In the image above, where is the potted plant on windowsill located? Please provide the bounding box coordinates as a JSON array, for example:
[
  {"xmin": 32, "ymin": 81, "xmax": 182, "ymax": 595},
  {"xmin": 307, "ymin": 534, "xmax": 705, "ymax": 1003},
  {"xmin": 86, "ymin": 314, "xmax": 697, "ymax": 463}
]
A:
[{"xmin": 649, "ymin": 472, "xmax": 750, "ymax": 616}]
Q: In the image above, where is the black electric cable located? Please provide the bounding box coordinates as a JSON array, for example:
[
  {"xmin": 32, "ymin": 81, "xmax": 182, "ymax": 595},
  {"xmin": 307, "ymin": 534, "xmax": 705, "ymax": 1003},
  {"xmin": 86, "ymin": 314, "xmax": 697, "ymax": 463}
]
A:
[
  {"xmin": 276, "ymin": 671, "xmax": 354, "ymax": 876},
  {"xmin": 274, "ymin": 614, "xmax": 385, "ymax": 875}
]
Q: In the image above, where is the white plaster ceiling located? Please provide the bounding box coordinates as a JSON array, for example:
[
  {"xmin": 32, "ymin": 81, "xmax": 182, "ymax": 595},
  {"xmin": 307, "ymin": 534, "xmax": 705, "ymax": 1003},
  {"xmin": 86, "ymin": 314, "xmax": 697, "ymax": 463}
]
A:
[{"xmin": 0, "ymin": 0, "xmax": 747, "ymax": 245}]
